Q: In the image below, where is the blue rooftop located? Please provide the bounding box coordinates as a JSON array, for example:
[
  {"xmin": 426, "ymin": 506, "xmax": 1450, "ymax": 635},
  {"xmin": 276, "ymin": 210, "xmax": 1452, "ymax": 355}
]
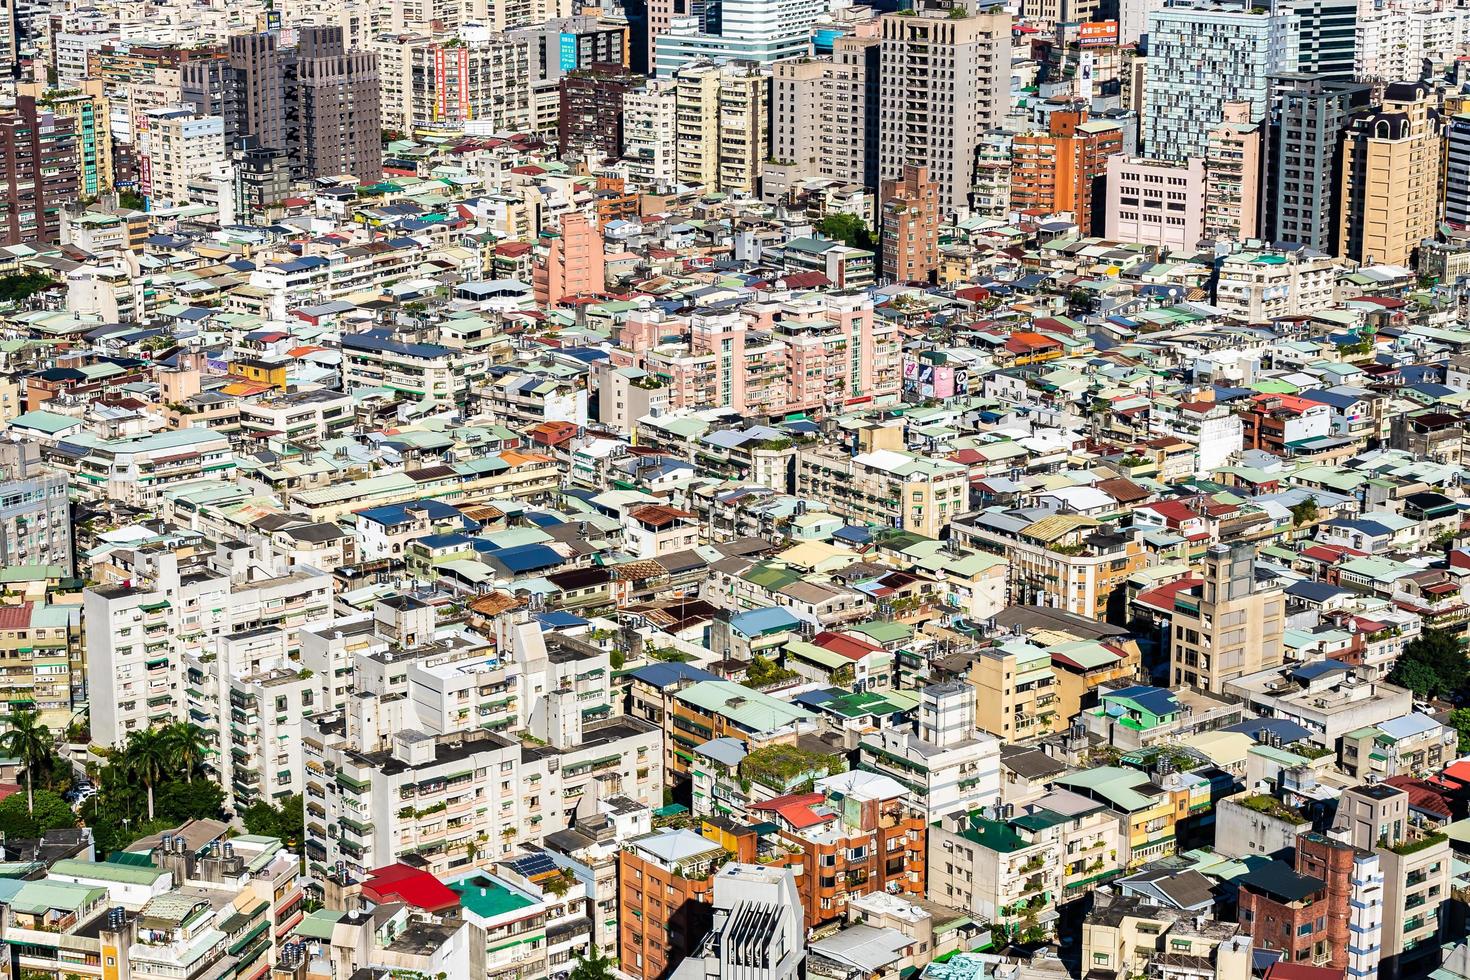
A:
[{"xmin": 728, "ymin": 606, "xmax": 802, "ymax": 639}]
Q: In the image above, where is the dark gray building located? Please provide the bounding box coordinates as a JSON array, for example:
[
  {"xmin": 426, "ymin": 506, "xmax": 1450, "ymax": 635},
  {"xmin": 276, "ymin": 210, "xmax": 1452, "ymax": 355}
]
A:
[
  {"xmin": 1446, "ymin": 113, "xmax": 1470, "ymax": 228},
  {"xmin": 227, "ymin": 26, "xmax": 381, "ymax": 182},
  {"xmin": 181, "ymin": 58, "xmax": 241, "ymax": 145},
  {"xmin": 232, "ymin": 136, "xmax": 291, "ymax": 221},
  {"xmin": 1261, "ymin": 73, "xmax": 1371, "ymax": 251}
]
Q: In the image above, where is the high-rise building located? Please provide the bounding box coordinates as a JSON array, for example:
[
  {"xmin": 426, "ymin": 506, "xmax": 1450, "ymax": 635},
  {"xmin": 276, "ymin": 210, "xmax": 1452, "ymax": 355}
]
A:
[
  {"xmin": 18, "ymin": 80, "xmax": 112, "ymax": 200},
  {"xmin": 652, "ymin": 0, "xmax": 823, "ymax": 75},
  {"xmin": 1203, "ymin": 102, "xmax": 1262, "ymax": 242},
  {"xmin": 880, "ymin": 164, "xmax": 940, "ymax": 284},
  {"xmin": 1144, "ymin": 1, "xmax": 1298, "ymax": 162},
  {"xmin": 139, "ymin": 107, "xmax": 226, "ymax": 208},
  {"xmin": 672, "ymin": 61, "xmax": 767, "ymax": 194},
  {"xmin": 878, "ymin": 1, "xmax": 1011, "ymax": 214},
  {"xmin": 228, "ymin": 31, "xmax": 288, "ymax": 151},
  {"xmin": 1271, "ymin": 0, "xmax": 1356, "ymax": 80},
  {"xmin": 767, "ymin": 36, "xmax": 880, "ymax": 201},
  {"xmin": 534, "ymin": 212, "xmax": 607, "ymax": 305},
  {"xmin": 1010, "ymin": 107, "xmax": 1122, "ymax": 234},
  {"xmin": 232, "ymin": 137, "xmax": 292, "ymax": 222},
  {"xmin": 622, "ymin": 79, "xmax": 679, "ymax": 187},
  {"xmin": 288, "ymin": 26, "xmax": 382, "ymax": 180},
  {"xmin": 0, "ymin": 443, "xmax": 72, "ymax": 574},
  {"xmin": 1447, "ymin": 113, "xmax": 1470, "ymax": 228},
  {"xmin": 0, "ymin": 97, "xmax": 80, "ymax": 246},
  {"xmin": 1338, "ymin": 80, "xmax": 1442, "ymax": 266},
  {"xmin": 1261, "ymin": 73, "xmax": 1371, "ymax": 251},
  {"xmin": 180, "ymin": 56, "xmax": 241, "ymax": 144},
  {"xmin": 560, "ymin": 63, "xmax": 640, "ymax": 160},
  {"xmin": 1169, "ymin": 542, "xmax": 1285, "ymax": 693}
]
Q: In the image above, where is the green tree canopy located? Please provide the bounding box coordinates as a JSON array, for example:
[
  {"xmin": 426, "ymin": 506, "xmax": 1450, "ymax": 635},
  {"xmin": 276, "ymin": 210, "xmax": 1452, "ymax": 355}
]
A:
[
  {"xmin": 816, "ymin": 213, "xmax": 876, "ymax": 252},
  {"xmin": 568, "ymin": 950, "xmax": 617, "ymax": 980},
  {"xmin": 0, "ymin": 790, "xmax": 75, "ymax": 840},
  {"xmin": 1388, "ymin": 629, "xmax": 1467, "ymax": 698}
]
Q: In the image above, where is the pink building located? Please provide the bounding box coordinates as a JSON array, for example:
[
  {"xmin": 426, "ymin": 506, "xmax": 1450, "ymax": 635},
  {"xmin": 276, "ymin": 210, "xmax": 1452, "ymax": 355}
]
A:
[
  {"xmin": 608, "ymin": 293, "xmax": 901, "ymax": 416},
  {"xmin": 534, "ymin": 212, "xmax": 606, "ymax": 305},
  {"xmin": 1104, "ymin": 155, "xmax": 1207, "ymax": 252}
]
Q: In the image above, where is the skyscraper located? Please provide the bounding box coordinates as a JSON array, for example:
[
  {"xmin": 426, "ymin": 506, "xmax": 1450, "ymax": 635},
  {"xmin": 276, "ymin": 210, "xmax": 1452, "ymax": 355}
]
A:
[
  {"xmin": 652, "ymin": 0, "xmax": 826, "ymax": 75},
  {"xmin": 1144, "ymin": 0, "xmax": 1298, "ymax": 162},
  {"xmin": 1261, "ymin": 73, "xmax": 1370, "ymax": 251},
  {"xmin": 1445, "ymin": 113, "xmax": 1470, "ymax": 228},
  {"xmin": 767, "ymin": 36, "xmax": 881, "ymax": 200},
  {"xmin": 878, "ymin": 1, "xmax": 1011, "ymax": 215},
  {"xmin": 1338, "ymin": 80, "xmax": 1443, "ymax": 266},
  {"xmin": 288, "ymin": 27, "xmax": 383, "ymax": 181}
]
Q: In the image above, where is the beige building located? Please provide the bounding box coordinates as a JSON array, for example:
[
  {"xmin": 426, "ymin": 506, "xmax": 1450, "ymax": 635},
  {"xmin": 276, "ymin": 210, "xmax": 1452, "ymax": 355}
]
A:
[
  {"xmin": 1338, "ymin": 79, "xmax": 1443, "ymax": 266},
  {"xmin": 878, "ymin": 2, "xmax": 1011, "ymax": 213},
  {"xmin": 767, "ymin": 37, "xmax": 880, "ymax": 200},
  {"xmin": 1204, "ymin": 102, "xmax": 1261, "ymax": 242},
  {"xmin": 675, "ymin": 62, "xmax": 721, "ymax": 189},
  {"xmin": 1170, "ymin": 543, "xmax": 1284, "ymax": 693},
  {"xmin": 140, "ymin": 106, "xmax": 226, "ymax": 208},
  {"xmin": 1332, "ymin": 783, "xmax": 1449, "ymax": 979},
  {"xmin": 964, "ymin": 639, "xmax": 1063, "ymax": 742},
  {"xmin": 795, "ymin": 445, "xmax": 967, "ymax": 538},
  {"xmin": 1084, "ymin": 893, "xmax": 1254, "ymax": 979},
  {"xmin": 672, "ymin": 61, "xmax": 767, "ymax": 194}
]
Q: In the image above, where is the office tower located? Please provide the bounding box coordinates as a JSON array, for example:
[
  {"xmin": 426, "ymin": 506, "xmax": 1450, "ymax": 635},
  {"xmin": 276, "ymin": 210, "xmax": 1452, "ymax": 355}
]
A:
[
  {"xmin": 139, "ymin": 108, "xmax": 227, "ymax": 208},
  {"xmin": 229, "ymin": 31, "xmax": 288, "ymax": 151},
  {"xmin": 652, "ymin": 0, "xmax": 826, "ymax": 75},
  {"xmin": 534, "ymin": 212, "xmax": 607, "ymax": 305},
  {"xmin": 1271, "ymin": 0, "xmax": 1356, "ymax": 80},
  {"xmin": 767, "ymin": 36, "xmax": 880, "ymax": 199},
  {"xmin": 878, "ymin": 1, "xmax": 1012, "ymax": 215},
  {"xmin": 1169, "ymin": 542, "xmax": 1285, "ymax": 692},
  {"xmin": 1338, "ymin": 80, "xmax": 1442, "ymax": 266},
  {"xmin": 1261, "ymin": 73, "xmax": 1371, "ymax": 250},
  {"xmin": 0, "ymin": 97, "xmax": 79, "ymax": 246},
  {"xmin": 1010, "ymin": 108, "xmax": 1122, "ymax": 234},
  {"xmin": 622, "ymin": 79, "xmax": 679, "ymax": 187},
  {"xmin": 880, "ymin": 164, "xmax": 940, "ymax": 283},
  {"xmin": 1448, "ymin": 114, "xmax": 1470, "ymax": 228},
  {"xmin": 1143, "ymin": 1, "xmax": 1298, "ymax": 162},
  {"xmin": 1104, "ymin": 155, "xmax": 1206, "ymax": 250},
  {"xmin": 1203, "ymin": 102, "xmax": 1262, "ymax": 242},
  {"xmin": 560, "ymin": 63, "xmax": 640, "ymax": 160}
]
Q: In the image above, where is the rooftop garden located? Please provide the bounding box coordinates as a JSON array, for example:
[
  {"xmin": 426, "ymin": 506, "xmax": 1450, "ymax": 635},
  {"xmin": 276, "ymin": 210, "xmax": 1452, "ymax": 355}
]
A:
[
  {"xmin": 739, "ymin": 743, "xmax": 845, "ymax": 793},
  {"xmin": 1385, "ymin": 831, "xmax": 1448, "ymax": 856},
  {"xmin": 1237, "ymin": 794, "xmax": 1306, "ymax": 823}
]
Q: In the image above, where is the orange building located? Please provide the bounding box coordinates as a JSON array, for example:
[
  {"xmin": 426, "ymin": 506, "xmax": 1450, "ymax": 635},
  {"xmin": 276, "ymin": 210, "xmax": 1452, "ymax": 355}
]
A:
[
  {"xmin": 618, "ymin": 828, "xmax": 731, "ymax": 980},
  {"xmin": 880, "ymin": 164, "xmax": 940, "ymax": 284},
  {"xmin": 533, "ymin": 212, "xmax": 607, "ymax": 305},
  {"xmin": 750, "ymin": 773, "xmax": 926, "ymax": 926},
  {"xmin": 1010, "ymin": 109, "xmax": 1122, "ymax": 234}
]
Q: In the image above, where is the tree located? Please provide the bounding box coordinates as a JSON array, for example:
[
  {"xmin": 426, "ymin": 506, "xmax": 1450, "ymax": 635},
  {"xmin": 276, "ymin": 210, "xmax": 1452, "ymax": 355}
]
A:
[
  {"xmin": 815, "ymin": 213, "xmax": 876, "ymax": 252},
  {"xmin": 242, "ymin": 794, "xmax": 304, "ymax": 847},
  {"xmin": 1450, "ymin": 709, "xmax": 1470, "ymax": 753},
  {"xmin": 1289, "ymin": 495, "xmax": 1320, "ymax": 528},
  {"xmin": 123, "ymin": 728, "xmax": 170, "ymax": 821},
  {"xmin": 746, "ymin": 655, "xmax": 798, "ymax": 688},
  {"xmin": 0, "ymin": 709, "xmax": 54, "ymax": 815},
  {"xmin": 1388, "ymin": 629, "xmax": 1468, "ymax": 698},
  {"xmin": 0, "ymin": 273, "xmax": 54, "ymax": 304},
  {"xmin": 568, "ymin": 950, "xmax": 617, "ymax": 980},
  {"xmin": 117, "ymin": 190, "xmax": 146, "ymax": 211},
  {"xmin": 164, "ymin": 723, "xmax": 210, "ymax": 782},
  {"xmin": 0, "ymin": 790, "xmax": 75, "ymax": 840},
  {"xmin": 155, "ymin": 778, "xmax": 225, "ymax": 824}
]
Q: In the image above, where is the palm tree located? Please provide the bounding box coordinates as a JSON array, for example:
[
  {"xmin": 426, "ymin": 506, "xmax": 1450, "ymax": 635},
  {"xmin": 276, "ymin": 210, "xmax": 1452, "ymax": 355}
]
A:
[
  {"xmin": 165, "ymin": 723, "xmax": 210, "ymax": 782},
  {"xmin": 0, "ymin": 708, "xmax": 54, "ymax": 815},
  {"xmin": 124, "ymin": 728, "xmax": 169, "ymax": 821}
]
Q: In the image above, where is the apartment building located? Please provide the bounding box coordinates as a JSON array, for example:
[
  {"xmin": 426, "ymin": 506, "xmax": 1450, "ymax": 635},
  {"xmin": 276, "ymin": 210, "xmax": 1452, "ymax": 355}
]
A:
[
  {"xmin": 857, "ymin": 683, "xmax": 1002, "ymax": 822},
  {"xmin": 0, "ymin": 97, "xmax": 81, "ymax": 246},
  {"xmin": 796, "ymin": 446, "xmax": 967, "ymax": 538},
  {"xmin": 1332, "ymin": 783, "xmax": 1448, "ymax": 979},
  {"xmin": 878, "ymin": 2, "xmax": 1012, "ymax": 213},
  {"xmin": 1203, "ymin": 102, "xmax": 1262, "ymax": 242},
  {"xmin": 0, "ymin": 443, "xmax": 73, "ymax": 573},
  {"xmin": 1338, "ymin": 80, "xmax": 1443, "ymax": 266},
  {"xmin": 664, "ymin": 680, "xmax": 809, "ymax": 781},
  {"xmin": 1170, "ymin": 543, "xmax": 1286, "ymax": 693},
  {"xmin": 964, "ymin": 639, "xmax": 1064, "ymax": 742},
  {"xmin": 341, "ymin": 332, "xmax": 492, "ymax": 409},
  {"xmin": 68, "ymin": 427, "xmax": 235, "ymax": 508},
  {"xmin": 671, "ymin": 61, "xmax": 768, "ymax": 195},
  {"xmin": 880, "ymin": 164, "xmax": 940, "ymax": 284},
  {"xmin": 140, "ymin": 107, "xmax": 226, "ymax": 208},
  {"xmin": 1010, "ymin": 109, "xmax": 1122, "ymax": 234},
  {"xmin": 236, "ymin": 389, "xmax": 355, "ymax": 445},
  {"xmin": 1215, "ymin": 250, "xmax": 1339, "ymax": 321},
  {"xmin": 767, "ymin": 37, "xmax": 880, "ymax": 198},
  {"xmin": 622, "ymin": 80, "xmax": 679, "ymax": 188},
  {"xmin": 534, "ymin": 212, "xmax": 606, "ymax": 306},
  {"xmin": 618, "ymin": 828, "xmax": 728, "ymax": 980},
  {"xmin": 1144, "ymin": 2, "xmax": 1297, "ymax": 162}
]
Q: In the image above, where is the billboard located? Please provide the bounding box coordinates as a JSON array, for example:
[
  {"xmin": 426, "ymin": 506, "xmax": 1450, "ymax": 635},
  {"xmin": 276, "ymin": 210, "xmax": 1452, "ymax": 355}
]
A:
[
  {"xmin": 559, "ymin": 33, "xmax": 578, "ymax": 71},
  {"xmin": 1078, "ymin": 20, "xmax": 1119, "ymax": 46}
]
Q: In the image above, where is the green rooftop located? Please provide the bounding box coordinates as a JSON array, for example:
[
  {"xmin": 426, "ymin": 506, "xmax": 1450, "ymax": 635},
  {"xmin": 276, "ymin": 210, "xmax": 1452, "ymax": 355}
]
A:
[{"xmin": 450, "ymin": 874, "xmax": 537, "ymax": 920}]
